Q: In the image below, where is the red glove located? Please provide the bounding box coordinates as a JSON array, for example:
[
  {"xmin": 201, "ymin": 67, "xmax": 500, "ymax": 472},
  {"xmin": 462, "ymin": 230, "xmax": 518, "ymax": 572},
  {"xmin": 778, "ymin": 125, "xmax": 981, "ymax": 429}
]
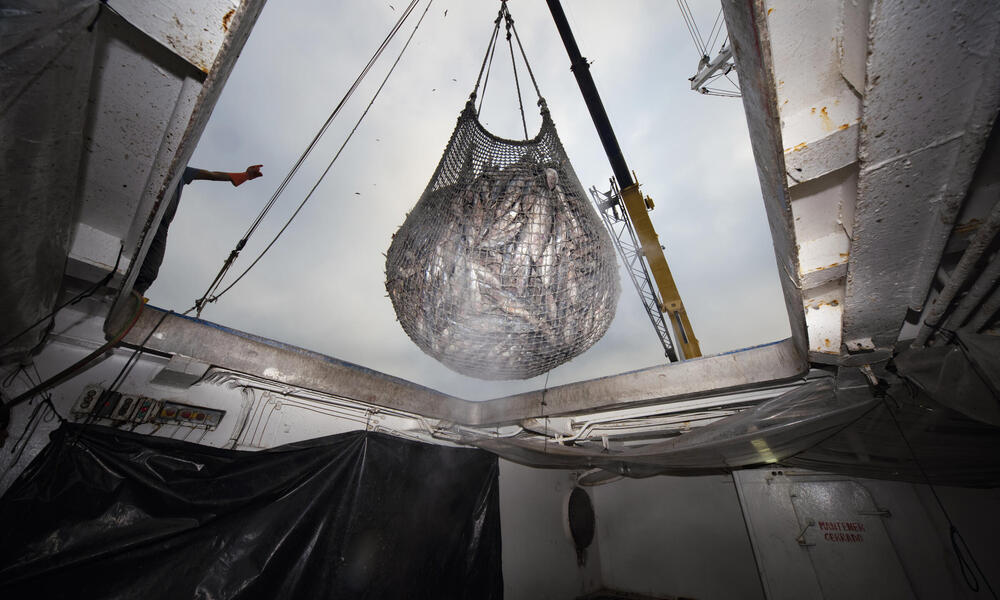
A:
[{"xmin": 229, "ymin": 164, "xmax": 263, "ymax": 186}]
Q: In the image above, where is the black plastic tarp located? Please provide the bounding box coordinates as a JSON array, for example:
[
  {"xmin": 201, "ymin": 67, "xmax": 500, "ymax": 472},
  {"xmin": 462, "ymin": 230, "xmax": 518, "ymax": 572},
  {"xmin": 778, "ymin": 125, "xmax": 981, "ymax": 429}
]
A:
[{"xmin": 0, "ymin": 425, "xmax": 502, "ymax": 599}]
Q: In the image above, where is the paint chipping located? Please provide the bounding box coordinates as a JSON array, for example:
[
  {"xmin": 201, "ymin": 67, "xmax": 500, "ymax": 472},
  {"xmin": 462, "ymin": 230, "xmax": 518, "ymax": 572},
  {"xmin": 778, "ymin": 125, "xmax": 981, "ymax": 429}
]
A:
[{"xmin": 222, "ymin": 9, "xmax": 235, "ymax": 32}]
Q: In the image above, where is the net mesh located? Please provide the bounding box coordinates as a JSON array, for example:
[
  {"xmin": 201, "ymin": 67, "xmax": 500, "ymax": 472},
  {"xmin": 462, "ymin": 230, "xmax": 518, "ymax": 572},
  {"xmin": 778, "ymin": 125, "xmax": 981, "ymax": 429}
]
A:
[{"xmin": 385, "ymin": 100, "xmax": 620, "ymax": 380}]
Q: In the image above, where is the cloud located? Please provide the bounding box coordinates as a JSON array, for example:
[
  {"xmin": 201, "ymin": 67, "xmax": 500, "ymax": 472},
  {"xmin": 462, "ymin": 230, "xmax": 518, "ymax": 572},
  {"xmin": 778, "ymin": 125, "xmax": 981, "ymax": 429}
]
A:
[{"xmin": 149, "ymin": 0, "xmax": 790, "ymax": 400}]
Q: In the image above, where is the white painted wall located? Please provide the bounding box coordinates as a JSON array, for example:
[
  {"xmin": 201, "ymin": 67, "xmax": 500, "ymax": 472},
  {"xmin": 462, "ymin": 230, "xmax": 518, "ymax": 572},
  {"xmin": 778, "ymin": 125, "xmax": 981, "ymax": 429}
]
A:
[
  {"xmin": 590, "ymin": 473, "xmax": 766, "ymax": 599},
  {"xmin": 734, "ymin": 468, "xmax": 1000, "ymax": 600},
  {"xmin": 499, "ymin": 460, "xmax": 602, "ymax": 600},
  {"xmin": 863, "ymin": 478, "xmax": 1000, "ymax": 600}
]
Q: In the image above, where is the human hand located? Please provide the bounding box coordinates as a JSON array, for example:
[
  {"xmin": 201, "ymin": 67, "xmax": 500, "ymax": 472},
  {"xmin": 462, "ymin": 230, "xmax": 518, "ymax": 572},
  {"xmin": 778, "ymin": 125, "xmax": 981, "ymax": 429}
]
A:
[{"xmin": 229, "ymin": 165, "xmax": 263, "ymax": 186}]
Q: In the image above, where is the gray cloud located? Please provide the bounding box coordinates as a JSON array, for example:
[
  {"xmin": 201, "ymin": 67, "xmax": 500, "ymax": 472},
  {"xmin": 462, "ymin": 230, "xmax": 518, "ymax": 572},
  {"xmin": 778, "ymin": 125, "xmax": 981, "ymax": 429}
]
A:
[{"xmin": 149, "ymin": 0, "xmax": 789, "ymax": 400}]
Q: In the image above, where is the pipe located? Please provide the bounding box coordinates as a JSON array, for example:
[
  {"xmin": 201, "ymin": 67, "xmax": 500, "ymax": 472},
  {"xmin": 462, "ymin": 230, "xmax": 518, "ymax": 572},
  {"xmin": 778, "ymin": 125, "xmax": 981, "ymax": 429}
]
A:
[
  {"xmin": 941, "ymin": 249, "xmax": 1000, "ymax": 335},
  {"xmin": 913, "ymin": 200, "xmax": 1000, "ymax": 346},
  {"xmin": 963, "ymin": 277, "xmax": 1000, "ymax": 333}
]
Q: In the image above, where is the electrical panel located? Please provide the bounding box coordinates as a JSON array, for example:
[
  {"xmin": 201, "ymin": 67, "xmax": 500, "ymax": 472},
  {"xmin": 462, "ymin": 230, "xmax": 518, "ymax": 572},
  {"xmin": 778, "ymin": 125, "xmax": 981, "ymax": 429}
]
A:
[
  {"xmin": 154, "ymin": 402, "xmax": 224, "ymax": 428},
  {"xmin": 72, "ymin": 387, "xmax": 223, "ymax": 430}
]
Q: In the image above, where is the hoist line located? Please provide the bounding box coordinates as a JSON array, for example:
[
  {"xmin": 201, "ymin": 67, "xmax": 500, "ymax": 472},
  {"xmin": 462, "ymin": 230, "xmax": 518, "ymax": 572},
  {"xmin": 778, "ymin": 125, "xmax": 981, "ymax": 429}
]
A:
[
  {"xmin": 191, "ymin": 0, "xmax": 422, "ymax": 316},
  {"xmin": 241, "ymin": 0, "xmax": 420, "ymax": 242},
  {"xmin": 199, "ymin": 0, "xmax": 436, "ymax": 308},
  {"xmin": 675, "ymin": 0, "xmax": 706, "ymax": 58},
  {"xmin": 469, "ymin": 5, "xmax": 505, "ymax": 111},
  {"xmin": 477, "ymin": 15, "xmax": 502, "ymax": 114},
  {"xmin": 508, "ymin": 15, "xmax": 543, "ymax": 102},
  {"xmin": 473, "ymin": 1, "xmax": 544, "ymax": 131},
  {"xmin": 504, "ymin": 9, "xmax": 529, "ymax": 139}
]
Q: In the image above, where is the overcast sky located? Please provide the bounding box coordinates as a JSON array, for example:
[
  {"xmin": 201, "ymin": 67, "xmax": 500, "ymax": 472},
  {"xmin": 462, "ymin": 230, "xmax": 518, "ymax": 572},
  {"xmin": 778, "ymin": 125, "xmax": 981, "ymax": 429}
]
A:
[{"xmin": 148, "ymin": 0, "xmax": 790, "ymax": 400}]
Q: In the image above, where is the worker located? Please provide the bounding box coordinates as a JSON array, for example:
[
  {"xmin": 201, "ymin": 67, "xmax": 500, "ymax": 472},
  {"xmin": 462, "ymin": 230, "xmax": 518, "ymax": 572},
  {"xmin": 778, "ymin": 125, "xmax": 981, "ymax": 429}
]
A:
[{"xmin": 134, "ymin": 165, "xmax": 263, "ymax": 295}]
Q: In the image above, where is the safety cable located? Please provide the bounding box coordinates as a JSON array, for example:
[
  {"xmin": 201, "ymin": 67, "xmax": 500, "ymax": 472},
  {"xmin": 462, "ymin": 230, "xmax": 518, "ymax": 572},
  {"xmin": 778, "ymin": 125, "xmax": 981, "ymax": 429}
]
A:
[
  {"xmin": 876, "ymin": 381, "xmax": 998, "ymax": 599},
  {"xmin": 191, "ymin": 0, "xmax": 422, "ymax": 316},
  {"xmin": 191, "ymin": 0, "xmax": 436, "ymax": 312}
]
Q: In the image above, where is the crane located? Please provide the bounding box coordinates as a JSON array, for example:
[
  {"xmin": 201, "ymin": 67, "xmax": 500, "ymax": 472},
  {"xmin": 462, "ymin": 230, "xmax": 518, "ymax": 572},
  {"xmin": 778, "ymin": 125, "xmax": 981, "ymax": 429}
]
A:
[{"xmin": 545, "ymin": 0, "xmax": 702, "ymax": 361}]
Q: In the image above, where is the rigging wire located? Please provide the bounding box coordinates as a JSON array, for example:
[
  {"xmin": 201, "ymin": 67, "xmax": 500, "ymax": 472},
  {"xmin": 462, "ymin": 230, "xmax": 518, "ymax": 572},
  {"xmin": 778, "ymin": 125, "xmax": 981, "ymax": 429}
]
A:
[
  {"xmin": 192, "ymin": 0, "xmax": 436, "ymax": 312},
  {"xmin": 503, "ymin": 6, "xmax": 529, "ymax": 139},
  {"xmin": 191, "ymin": 0, "xmax": 423, "ymax": 316},
  {"xmin": 705, "ymin": 7, "xmax": 725, "ymax": 56},
  {"xmin": 676, "ymin": 0, "xmax": 707, "ymax": 59},
  {"xmin": 475, "ymin": 11, "xmax": 503, "ymax": 114}
]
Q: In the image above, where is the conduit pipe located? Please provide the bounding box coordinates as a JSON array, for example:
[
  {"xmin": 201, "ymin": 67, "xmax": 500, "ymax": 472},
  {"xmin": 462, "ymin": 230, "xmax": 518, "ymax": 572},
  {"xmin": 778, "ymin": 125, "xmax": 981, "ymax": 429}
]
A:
[
  {"xmin": 913, "ymin": 200, "xmax": 1000, "ymax": 346},
  {"xmin": 963, "ymin": 280, "xmax": 1000, "ymax": 333},
  {"xmin": 942, "ymin": 249, "xmax": 1000, "ymax": 336}
]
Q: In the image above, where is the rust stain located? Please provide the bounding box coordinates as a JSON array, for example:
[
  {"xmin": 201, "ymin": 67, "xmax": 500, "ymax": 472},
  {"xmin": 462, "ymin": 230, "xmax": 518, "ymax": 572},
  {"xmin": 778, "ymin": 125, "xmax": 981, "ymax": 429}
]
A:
[
  {"xmin": 792, "ymin": 142, "xmax": 807, "ymax": 152},
  {"xmin": 824, "ymin": 338, "xmax": 831, "ymax": 346},
  {"xmin": 767, "ymin": 7, "xmax": 774, "ymax": 15},
  {"xmin": 811, "ymin": 107, "xmax": 816, "ymax": 114},
  {"xmin": 838, "ymin": 123, "xmax": 850, "ymax": 131},
  {"xmin": 819, "ymin": 106, "xmax": 834, "ymax": 131},
  {"xmin": 222, "ymin": 8, "xmax": 235, "ymax": 32},
  {"xmin": 954, "ymin": 218, "xmax": 982, "ymax": 234}
]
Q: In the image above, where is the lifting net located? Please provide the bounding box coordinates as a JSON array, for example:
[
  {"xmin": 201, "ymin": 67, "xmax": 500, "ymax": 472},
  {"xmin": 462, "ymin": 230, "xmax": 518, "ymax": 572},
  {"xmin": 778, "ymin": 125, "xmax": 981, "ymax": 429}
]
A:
[{"xmin": 385, "ymin": 99, "xmax": 620, "ymax": 380}]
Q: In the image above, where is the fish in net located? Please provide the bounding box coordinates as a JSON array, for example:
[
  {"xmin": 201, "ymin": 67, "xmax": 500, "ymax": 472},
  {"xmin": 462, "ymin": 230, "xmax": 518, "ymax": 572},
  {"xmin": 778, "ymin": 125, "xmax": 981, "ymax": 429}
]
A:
[{"xmin": 385, "ymin": 99, "xmax": 620, "ymax": 380}]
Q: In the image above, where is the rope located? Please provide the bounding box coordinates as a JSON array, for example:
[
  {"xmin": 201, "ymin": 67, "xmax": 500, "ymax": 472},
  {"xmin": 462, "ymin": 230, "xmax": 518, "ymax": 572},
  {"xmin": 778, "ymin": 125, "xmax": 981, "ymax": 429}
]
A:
[
  {"xmin": 191, "ymin": 0, "xmax": 423, "ymax": 316},
  {"xmin": 472, "ymin": 9, "xmax": 504, "ymax": 103},
  {"xmin": 193, "ymin": 0, "xmax": 436, "ymax": 311},
  {"xmin": 477, "ymin": 18, "xmax": 502, "ymax": 114},
  {"xmin": 508, "ymin": 14, "xmax": 543, "ymax": 102},
  {"xmin": 504, "ymin": 7, "xmax": 529, "ymax": 139}
]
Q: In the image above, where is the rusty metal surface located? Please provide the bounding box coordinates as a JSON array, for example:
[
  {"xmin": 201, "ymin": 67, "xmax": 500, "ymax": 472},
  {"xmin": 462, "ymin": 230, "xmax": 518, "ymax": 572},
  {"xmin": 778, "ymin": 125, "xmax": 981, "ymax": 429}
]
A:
[
  {"xmin": 844, "ymin": 0, "xmax": 1000, "ymax": 349},
  {"xmin": 111, "ymin": 0, "xmax": 239, "ymax": 74}
]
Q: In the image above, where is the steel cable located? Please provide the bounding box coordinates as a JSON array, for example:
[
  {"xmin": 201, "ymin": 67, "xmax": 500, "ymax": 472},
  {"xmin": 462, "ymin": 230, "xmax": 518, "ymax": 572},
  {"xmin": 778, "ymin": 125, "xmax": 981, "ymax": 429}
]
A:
[
  {"xmin": 197, "ymin": 0, "xmax": 436, "ymax": 309},
  {"xmin": 192, "ymin": 0, "xmax": 423, "ymax": 315}
]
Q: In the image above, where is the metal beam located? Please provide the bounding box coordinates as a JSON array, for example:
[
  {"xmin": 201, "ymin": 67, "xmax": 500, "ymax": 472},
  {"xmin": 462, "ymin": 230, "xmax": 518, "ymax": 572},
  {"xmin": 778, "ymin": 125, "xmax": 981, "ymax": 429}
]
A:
[{"xmin": 122, "ymin": 307, "xmax": 807, "ymax": 426}]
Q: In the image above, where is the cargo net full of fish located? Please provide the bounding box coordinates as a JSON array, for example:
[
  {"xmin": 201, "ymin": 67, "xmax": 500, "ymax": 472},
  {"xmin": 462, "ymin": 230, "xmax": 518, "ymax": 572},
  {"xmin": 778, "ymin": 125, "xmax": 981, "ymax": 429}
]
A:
[{"xmin": 386, "ymin": 102, "xmax": 621, "ymax": 380}]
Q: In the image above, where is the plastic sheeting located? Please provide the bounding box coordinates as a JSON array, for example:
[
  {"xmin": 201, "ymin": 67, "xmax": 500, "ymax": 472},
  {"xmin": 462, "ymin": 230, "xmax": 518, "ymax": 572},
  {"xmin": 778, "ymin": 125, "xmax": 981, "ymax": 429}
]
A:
[
  {"xmin": 784, "ymin": 388, "xmax": 1000, "ymax": 487},
  {"xmin": 895, "ymin": 331, "xmax": 1000, "ymax": 426},
  {"xmin": 0, "ymin": 425, "xmax": 502, "ymax": 599},
  {"xmin": 471, "ymin": 378, "xmax": 879, "ymax": 478},
  {"xmin": 470, "ymin": 371, "xmax": 1000, "ymax": 487}
]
